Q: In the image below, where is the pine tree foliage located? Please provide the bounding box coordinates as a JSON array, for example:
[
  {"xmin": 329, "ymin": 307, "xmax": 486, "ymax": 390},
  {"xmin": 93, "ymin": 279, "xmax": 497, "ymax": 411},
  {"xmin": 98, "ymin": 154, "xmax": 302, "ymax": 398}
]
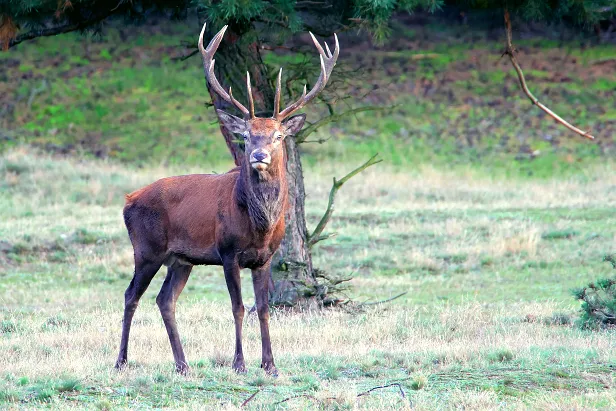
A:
[
  {"xmin": 3, "ymin": 0, "xmax": 614, "ymax": 50},
  {"xmin": 573, "ymin": 255, "xmax": 616, "ymax": 329}
]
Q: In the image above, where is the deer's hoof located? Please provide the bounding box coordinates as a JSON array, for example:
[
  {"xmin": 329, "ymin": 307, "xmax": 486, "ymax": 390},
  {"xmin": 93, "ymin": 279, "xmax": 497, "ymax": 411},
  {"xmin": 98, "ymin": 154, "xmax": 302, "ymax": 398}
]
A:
[
  {"xmin": 233, "ymin": 362, "xmax": 247, "ymax": 374},
  {"xmin": 264, "ymin": 365, "xmax": 279, "ymax": 378},
  {"xmin": 114, "ymin": 360, "xmax": 127, "ymax": 371},
  {"xmin": 175, "ymin": 363, "xmax": 190, "ymax": 376}
]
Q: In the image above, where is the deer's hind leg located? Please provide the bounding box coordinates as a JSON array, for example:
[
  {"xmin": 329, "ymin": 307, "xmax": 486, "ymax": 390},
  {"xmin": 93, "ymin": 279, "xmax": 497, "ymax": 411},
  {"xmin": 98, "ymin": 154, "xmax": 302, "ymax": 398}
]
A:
[
  {"xmin": 156, "ymin": 262, "xmax": 193, "ymax": 374},
  {"xmin": 115, "ymin": 256, "xmax": 163, "ymax": 370}
]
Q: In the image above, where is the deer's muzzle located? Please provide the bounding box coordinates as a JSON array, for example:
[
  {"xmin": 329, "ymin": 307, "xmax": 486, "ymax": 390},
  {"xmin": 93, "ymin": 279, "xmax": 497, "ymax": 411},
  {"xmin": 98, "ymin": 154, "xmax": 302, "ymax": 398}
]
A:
[{"xmin": 250, "ymin": 149, "xmax": 271, "ymax": 171}]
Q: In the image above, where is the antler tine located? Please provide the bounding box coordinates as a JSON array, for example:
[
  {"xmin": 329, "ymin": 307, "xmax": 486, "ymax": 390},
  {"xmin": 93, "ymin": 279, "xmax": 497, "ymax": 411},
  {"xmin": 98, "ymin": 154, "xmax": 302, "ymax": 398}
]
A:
[
  {"xmin": 273, "ymin": 68, "xmax": 282, "ymax": 117},
  {"xmin": 324, "ymin": 42, "xmax": 332, "ymax": 58},
  {"xmin": 228, "ymin": 86, "xmax": 248, "ymax": 116},
  {"xmin": 246, "ymin": 71, "xmax": 255, "ymax": 119},
  {"xmin": 333, "ymin": 33, "xmax": 340, "ymax": 59},
  {"xmin": 309, "ymin": 32, "xmax": 326, "ymax": 56},
  {"xmin": 277, "ymin": 85, "xmax": 307, "ymax": 120},
  {"xmin": 198, "ymin": 22, "xmax": 250, "ymax": 117},
  {"xmin": 276, "ymin": 32, "xmax": 339, "ymax": 120}
]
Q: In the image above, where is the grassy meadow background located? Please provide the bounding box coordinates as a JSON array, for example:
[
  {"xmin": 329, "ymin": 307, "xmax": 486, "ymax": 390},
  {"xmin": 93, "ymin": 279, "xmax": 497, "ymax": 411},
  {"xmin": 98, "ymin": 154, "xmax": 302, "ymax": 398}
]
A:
[{"xmin": 1, "ymin": 14, "xmax": 616, "ymax": 409}]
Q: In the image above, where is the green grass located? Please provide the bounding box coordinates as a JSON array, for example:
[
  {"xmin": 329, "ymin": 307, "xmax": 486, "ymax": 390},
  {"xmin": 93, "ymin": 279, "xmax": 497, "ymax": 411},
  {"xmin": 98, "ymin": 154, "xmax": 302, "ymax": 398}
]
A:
[
  {"xmin": 1, "ymin": 17, "xmax": 616, "ymax": 410},
  {"xmin": 1, "ymin": 149, "xmax": 616, "ymax": 409}
]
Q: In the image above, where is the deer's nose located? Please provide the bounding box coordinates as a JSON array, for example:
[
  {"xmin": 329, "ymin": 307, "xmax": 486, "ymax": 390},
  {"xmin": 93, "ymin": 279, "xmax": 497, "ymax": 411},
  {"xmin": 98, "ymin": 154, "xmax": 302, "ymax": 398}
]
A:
[
  {"xmin": 250, "ymin": 150, "xmax": 271, "ymax": 163},
  {"xmin": 250, "ymin": 150, "xmax": 271, "ymax": 171},
  {"xmin": 253, "ymin": 151, "xmax": 268, "ymax": 162}
]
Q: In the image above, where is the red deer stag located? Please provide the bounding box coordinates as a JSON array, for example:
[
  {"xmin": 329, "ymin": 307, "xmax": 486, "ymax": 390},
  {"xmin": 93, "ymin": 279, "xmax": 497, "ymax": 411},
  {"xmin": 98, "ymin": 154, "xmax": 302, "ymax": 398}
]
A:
[{"xmin": 115, "ymin": 23, "xmax": 339, "ymax": 375}]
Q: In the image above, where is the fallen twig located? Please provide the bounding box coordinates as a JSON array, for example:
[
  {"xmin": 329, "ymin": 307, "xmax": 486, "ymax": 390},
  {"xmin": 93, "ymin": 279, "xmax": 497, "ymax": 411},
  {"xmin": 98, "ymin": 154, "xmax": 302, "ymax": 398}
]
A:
[
  {"xmin": 503, "ymin": 9, "xmax": 594, "ymax": 140},
  {"xmin": 271, "ymin": 383, "xmax": 409, "ymax": 407},
  {"xmin": 240, "ymin": 390, "xmax": 260, "ymax": 407},
  {"xmin": 357, "ymin": 382, "xmax": 408, "ymax": 401},
  {"xmin": 362, "ymin": 292, "xmax": 408, "ymax": 306},
  {"xmin": 273, "ymin": 394, "xmax": 324, "ymax": 405},
  {"xmin": 308, "ymin": 154, "xmax": 382, "ymax": 248}
]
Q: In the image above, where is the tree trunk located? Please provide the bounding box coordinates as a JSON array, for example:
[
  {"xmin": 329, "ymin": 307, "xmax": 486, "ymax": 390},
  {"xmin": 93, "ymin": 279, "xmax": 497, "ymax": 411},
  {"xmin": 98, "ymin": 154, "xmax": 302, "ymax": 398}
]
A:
[
  {"xmin": 200, "ymin": 22, "xmax": 316, "ymax": 305},
  {"xmin": 270, "ymin": 135, "xmax": 316, "ymax": 305}
]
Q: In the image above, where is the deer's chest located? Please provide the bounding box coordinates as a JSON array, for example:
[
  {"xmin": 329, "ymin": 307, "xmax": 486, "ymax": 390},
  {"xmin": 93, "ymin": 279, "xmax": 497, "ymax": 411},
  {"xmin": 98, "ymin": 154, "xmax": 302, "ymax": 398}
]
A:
[
  {"xmin": 217, "ymin": 208, "xmax": 285, "ymax": 269},
  {"xmin": 237, "ymin": 245, "xmax": 275, "ymax": 269}
]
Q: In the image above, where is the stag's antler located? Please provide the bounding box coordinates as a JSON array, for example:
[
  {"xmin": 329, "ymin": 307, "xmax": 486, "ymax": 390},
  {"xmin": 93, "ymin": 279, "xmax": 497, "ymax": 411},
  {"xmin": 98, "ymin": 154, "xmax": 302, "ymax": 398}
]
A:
[
  {"xmin": 199, "ymin": 22, "xmax": 339, "ymax": 121},
  {"xmin": 198, "ymin": 23, "xmax": 256, "ymax": 118},
  {"xmin": 273, "ymin": 32, "xmax": 339, "ymax": 121}
]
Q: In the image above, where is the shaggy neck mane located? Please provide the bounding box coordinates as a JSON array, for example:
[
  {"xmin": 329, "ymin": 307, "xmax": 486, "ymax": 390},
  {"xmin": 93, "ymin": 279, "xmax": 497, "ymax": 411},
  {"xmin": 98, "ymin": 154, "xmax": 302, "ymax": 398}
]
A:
[{"xmin": 235, "ymin": 152, "xmax": 287, "ymax": 233}]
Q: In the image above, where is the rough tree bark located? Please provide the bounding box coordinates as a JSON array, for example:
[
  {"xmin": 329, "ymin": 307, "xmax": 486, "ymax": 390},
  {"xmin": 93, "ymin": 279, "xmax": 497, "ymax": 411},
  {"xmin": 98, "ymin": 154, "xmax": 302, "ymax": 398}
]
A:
[
  {"xmin": 200, "ymin": 22, "xmax": 316, "ymax": 305},
  {"xmin": 272, "ymin": 134, "xmax": 316, "ymax": 305}
]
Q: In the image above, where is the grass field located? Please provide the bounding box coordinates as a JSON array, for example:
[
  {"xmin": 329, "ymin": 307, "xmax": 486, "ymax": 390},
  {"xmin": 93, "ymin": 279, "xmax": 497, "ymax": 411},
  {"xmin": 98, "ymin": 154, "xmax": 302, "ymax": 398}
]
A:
[
  {"xmin": 1, "ymin": 13, "xmax": 616, "ymax": 410},
  {"xmin": 1, "ymin": 148, "xmax": 616, "ymax": 409}
]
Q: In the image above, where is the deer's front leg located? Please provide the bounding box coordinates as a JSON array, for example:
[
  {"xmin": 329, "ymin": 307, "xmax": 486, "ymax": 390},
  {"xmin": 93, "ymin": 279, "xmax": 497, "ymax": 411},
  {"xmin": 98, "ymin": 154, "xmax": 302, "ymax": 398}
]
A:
[
  {"xmin": 252, "ymin": 263, "xmax": 277, "ymax": 376},
  {"xmin": 223, "ymin": 258, "xmax": 246, "ymax": 373}
]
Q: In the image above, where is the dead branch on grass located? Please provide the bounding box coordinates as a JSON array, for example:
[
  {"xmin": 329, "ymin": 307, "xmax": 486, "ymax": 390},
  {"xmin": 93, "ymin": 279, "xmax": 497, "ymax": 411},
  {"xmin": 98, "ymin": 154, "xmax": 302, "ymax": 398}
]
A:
[
  {"xmin": 273, "ymin": 384, "xmax": 410, "ymax": 407},
  {"xmin": 362, "ymin": 292, "xmax": 408, "ymax": 306},
  {"xmin": 357, "ymin": 382, "xmax": 408, "ymax": 399},
  {"xmin": 308, "ymin": 154, "xmax": 382, "ymax": 248},
  {"xmin": 273, "ymin": 394, "xmax": 334, "ymax": 405},
  {"xmin": 503, "ymin": 9, "xmax": 594, "ymax": 140},
  {"xmin": 240, "ymin": 390, "xmax": 260, "ymax": 407}
]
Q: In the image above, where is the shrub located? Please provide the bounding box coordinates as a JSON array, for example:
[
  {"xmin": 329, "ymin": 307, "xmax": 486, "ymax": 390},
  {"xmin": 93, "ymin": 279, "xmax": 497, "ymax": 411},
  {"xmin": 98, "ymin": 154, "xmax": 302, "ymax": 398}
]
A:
[
  {"xmin": 0, "ymin": 320, "xmax": 18, "ymax": 334},
  {"xmin": 55, "ymin": 377, "xmax": 82, "ymax": 392},
  {"xmin": 487, "ymin": 348, "xmax": 514, "ymax": 363},
  {"xmin": 573, "ymin": 255, "xmax": 616, "ymax": 329},
  {"xmin": 410, "ymin": 375, "xmax": 427, "ymax": 390},
  {"xmin": 541, "ymin": 229, "xmax": 578, "ymax": 240}
]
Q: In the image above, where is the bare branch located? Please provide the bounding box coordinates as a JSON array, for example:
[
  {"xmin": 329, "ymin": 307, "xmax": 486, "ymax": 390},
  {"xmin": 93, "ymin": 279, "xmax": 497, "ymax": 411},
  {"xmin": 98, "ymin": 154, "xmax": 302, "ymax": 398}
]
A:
[
  {"xmin": 362, "ymin": 292, "xmax": 408, "ymax": 306},
  {"xmin": 308, "ymin": 154, "xmax": 382, "ymax": 248},
  {"xmin": 302, "ymin": 136, "xmax": 333, "ymax": 144},
  {"xmin": 241, "ymin": 390, "xmax": 260, "ymax": 407},
  {"xmin": 316, "ymin": 271, "xmax": 353, "ymax": 286},
  {"xmin": 310, "ymin": 233, "xmax": 337, "ymax": 243},
  {"xmin": 273, "ymin": 394, "xmax": 330, "ymax": 405},
  {"xmin": 271, "ymin": 383, "xmax": 409, "ymax": 407},
  {"xmin": 7, "ymin": 5, "xmax": 123, "ymax": 49},
  {"xmin": 260, "ymin": 44, "xmax": 300, "ymax": 52},
  {"xmin": 357, "ymin": 382, "xmax": 407, "ymax": 399},
  {"xmin": 172, "ymin": 49, "xmax": 199, "ymax": 62},
  {"xmin": 296, "ymin": 106, "xmax": 393, "ymax": 144},
  {"xmin": 503, "ymin": 9, "xmax": 594, "ymax": 140}
]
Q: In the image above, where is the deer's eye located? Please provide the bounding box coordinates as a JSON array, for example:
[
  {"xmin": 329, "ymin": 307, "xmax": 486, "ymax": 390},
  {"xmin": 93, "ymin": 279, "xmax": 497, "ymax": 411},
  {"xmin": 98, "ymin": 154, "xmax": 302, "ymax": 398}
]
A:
[
  {"xmin": 242, "ymin": 133, "xmax": 249, "ymax": 142},
  {"xmin": 274, "ymin": 131, "xmax": 283, "ymax": 141}
]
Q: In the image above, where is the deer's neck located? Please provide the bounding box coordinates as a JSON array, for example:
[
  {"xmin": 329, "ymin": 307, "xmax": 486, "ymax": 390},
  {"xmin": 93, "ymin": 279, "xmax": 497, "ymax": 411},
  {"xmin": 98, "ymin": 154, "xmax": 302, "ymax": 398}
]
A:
[{"xmin": 236, "ymin": 155, "xmax": 287, "ymax": 233}]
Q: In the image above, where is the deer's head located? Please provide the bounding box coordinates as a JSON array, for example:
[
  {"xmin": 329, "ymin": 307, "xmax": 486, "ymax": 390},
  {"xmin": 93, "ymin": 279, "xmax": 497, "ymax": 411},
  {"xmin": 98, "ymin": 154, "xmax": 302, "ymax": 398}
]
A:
[{"xmin": 198, "ymin": 24, "xmax": 339, "ymax": 173}]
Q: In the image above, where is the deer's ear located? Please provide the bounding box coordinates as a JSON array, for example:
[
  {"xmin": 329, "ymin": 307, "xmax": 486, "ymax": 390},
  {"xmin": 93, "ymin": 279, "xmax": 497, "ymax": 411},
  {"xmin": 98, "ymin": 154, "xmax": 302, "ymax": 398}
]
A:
[
  {"xmin": 282, "ymin": 114, "xmax": 306, "ymax": 136},
  {"xmin": 217, "ymin": 110, "xmax": 248, "ymax": 135}
]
